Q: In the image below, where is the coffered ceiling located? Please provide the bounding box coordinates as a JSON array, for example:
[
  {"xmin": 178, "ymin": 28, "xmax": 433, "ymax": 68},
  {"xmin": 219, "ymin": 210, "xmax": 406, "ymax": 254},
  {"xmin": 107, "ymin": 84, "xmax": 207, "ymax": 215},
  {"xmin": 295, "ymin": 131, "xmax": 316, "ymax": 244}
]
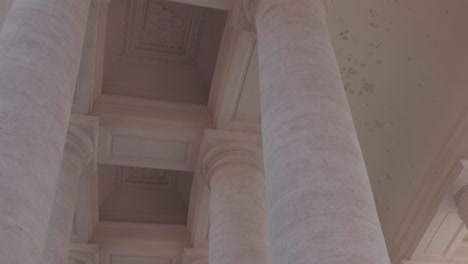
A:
[
  {"xmin": 103, "ymin": 0, "xmax": 226, "ymax": 104},
  {"xmin": 60, "ymin": 0, "xmax": 468, "ymax": 263},
  {"xmin": 99, "ymin": 165, "xmax": 193, "ymax": 225},
  {"xmin": 123, "ymin": 0, "xmax": 204, "ymax": 62}
]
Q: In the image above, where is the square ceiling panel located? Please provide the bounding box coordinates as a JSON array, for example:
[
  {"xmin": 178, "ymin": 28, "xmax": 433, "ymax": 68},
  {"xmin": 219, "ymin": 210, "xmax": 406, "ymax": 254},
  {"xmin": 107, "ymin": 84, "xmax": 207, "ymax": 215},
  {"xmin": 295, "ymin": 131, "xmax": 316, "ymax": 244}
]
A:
[
  {"xmin": 124, "ymin": 0, "xmax": 204, "ymax": 62},
  {"xmin": 99, "ymin": 165, "xmax": 193, "ymax": 225},
  {"xmin": 103, "ymin": 0, "xmax": 227, "ymax": 104}
]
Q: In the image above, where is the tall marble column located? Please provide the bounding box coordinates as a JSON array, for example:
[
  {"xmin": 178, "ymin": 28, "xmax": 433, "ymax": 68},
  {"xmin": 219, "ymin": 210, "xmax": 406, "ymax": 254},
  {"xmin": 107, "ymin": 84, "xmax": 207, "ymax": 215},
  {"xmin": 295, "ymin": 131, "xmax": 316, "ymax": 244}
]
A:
[
  {"xmin": 40, "ymin": 123, "xmax": 94, "ymax": 264},
  {"xmin": 0, "ymin": 0, "xmax": 90, "ymax": 263},
  {"xmin": 251, "ymin": 0, "xmax": 391, "ymax": 263},
  {"xmin": 203, "ymin": 143, "xmax": 271, "ymax": 264}
]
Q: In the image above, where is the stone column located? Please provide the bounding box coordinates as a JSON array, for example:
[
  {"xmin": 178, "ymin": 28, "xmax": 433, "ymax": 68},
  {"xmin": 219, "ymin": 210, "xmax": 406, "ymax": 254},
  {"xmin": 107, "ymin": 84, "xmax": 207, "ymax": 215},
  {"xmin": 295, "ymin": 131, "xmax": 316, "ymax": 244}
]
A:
[
  {"xmin": 252, "ymin": 0, "xmax": 391, "ymax": 263},
  {"xmin": 40, "ymin": 123, "xmax": 94, "ymax": 264},
  {"xmin": 203, "ymin": 143, "xmax": 271, "ymax": 264},
  {"xmin": 0, "ymin": 0, "xmax": 90, "ymax": 263}
]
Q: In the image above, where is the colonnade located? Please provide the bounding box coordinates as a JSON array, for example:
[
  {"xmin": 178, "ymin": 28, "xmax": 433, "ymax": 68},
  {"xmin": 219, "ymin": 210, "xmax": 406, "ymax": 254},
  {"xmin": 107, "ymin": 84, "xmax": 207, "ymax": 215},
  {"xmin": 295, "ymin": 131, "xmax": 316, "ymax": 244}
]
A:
[
  {"xmin": 0, "ymin": 0, "xmax": 91, "ymax": 263},
  {"xmin": 0, "ymin": 0, "xmax": 391, "ymax": 263}
]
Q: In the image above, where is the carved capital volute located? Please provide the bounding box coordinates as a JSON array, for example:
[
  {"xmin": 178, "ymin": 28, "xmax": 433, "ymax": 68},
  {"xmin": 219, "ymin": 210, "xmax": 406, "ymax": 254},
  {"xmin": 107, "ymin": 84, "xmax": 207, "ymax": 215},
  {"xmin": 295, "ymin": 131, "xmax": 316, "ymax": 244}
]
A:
[
  {"xmin": 202, "ymin": 142, "xmax": 263, "ymax": 187},
  {"xmin": 232, "ymin": 0, "xmax": 259, "ymax": 32}
]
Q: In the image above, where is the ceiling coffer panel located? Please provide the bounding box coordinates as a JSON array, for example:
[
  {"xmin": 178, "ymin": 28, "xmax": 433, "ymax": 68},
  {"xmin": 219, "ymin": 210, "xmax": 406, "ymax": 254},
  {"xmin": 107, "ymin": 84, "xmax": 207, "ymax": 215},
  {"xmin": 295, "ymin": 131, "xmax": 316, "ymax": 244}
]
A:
[{"xmin": 123, "ymin": 0, "xmax": 204, "ymax": 63}]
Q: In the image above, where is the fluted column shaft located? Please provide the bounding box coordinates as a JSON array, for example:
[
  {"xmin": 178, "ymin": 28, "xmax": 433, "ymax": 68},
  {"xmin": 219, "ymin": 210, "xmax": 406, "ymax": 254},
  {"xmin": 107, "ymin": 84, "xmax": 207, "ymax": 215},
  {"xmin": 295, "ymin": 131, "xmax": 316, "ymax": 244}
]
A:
[
  {"xmin": 254, "ymin": 0, "xmax": 390, "ymax": 263},
  {"xmin": 40, "ymin": 124, "xmax": 93, "ymax": 264},
  {"xmin": 204, "ymin": 143, "xmax": 271, "ymax": 264},
  {"xmin": 0, "ymin": 0, "xmax": 90, "ymax": 263}
]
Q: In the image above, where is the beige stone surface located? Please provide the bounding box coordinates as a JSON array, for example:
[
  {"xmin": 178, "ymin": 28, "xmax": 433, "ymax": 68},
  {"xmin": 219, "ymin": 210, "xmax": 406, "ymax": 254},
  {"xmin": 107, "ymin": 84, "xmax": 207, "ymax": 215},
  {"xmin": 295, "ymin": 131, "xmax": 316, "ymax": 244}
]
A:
[
  {"xmin": 326, "ymin": 2, "xmax": 468, "ymax": 254},
  {"xmin": 0, "ymin": 0, "xmax": 90, "ymax": 263},
  {"xmin": 0, "ymin": 0, "xmax": 12, "ymax": 31},
  {"xmin": 204, "ymin": 143, "xmax": 271, "ymax": 264},
  {"xmin": 41, "ymin": 124, "xmax": 94, "ymax": 264},
  {"xmin": 255, "ymin": 0, "xmax": 390, "ymax": 263}
]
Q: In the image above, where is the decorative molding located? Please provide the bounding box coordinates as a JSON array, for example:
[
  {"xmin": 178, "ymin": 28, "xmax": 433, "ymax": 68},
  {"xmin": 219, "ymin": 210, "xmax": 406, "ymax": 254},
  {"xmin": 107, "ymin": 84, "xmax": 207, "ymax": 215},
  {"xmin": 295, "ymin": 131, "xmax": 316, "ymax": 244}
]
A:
[
  {"xmin": 94, "ymin": 95, "xmax": 212, "ymax": 171},
  {"xmin": 123, "ymin": 0, "xmax": 205, "ymax": 63},
  {"xmin": 69, "ymin": 115, "xmax": 100, "ymax": 243},
  {"xmin": 65, "ymin": 125, "xmax": 94, "ymax": 173},
  {"xmin": 194, "ymin": 129, "xmax": 262, "ymax": 186},
  {"xmin": 107, "ymin": 255, "xmax": 175, "ymax": 264},
  {"xmin": 186, "ymin": 182, "xmax": 209, "ymax": 247},
  {"xmin": 115, "ymin": 166, "xmax": 178, "ymax": 190},
  {"xmin": 73, "ymin": 2, "xmax": 108, "ymax": 114},
  {"xmin": 93, "ymin": 222, "xmax": 190, "ymax": 264},
  {"xmin": 186, "ymin": 129, "xmax": 261, "ymax": 248},
  {"xmin": 406, "ymin": 207, "xmax": 466, "ymax": 264},
  {"xmin": 391, "ymin": 107, "xmax": 468, "ymax": 264},
  {"xmin": 202, "ymin": 142, "xmax": 263, "ymax": 187},
  {"xmin": 208, "ymin": 17, "xmax": 261, "ymax": 133}
]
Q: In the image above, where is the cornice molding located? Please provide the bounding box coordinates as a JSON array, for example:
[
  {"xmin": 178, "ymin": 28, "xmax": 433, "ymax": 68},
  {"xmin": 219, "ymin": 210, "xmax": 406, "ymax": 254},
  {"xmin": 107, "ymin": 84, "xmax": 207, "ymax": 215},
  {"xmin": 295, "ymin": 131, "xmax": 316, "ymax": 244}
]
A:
[{"xmin": 390, "ymin": 107, "xmax": 468, "ymax": 263}]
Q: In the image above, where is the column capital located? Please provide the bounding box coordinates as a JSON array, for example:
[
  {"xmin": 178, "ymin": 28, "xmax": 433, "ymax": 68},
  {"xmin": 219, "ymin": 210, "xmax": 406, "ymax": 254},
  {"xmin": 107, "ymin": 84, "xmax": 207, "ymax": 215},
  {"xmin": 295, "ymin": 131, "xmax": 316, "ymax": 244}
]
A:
[
  {"xmin": 202, "ymin": 142, "xmax": 263, "ymax": 187},
  {"xmin": 194, "ymin": 129, "xmax": 263, "ymax": 187},
  {"xmin": 64, "ymin": 116, "xmax": 98, "ymax": 175},
  {"xmin": 68, "ymin": 115, "xmax": 100, "ymax": 243}
]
